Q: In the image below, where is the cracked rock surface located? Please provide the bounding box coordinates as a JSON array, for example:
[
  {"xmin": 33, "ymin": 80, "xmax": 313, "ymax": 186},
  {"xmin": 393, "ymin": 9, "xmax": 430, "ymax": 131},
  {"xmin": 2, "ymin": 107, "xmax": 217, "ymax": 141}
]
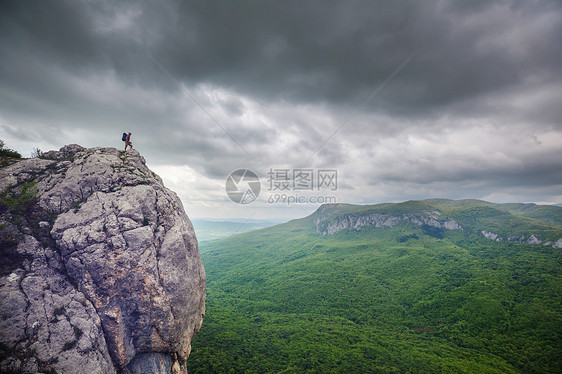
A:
[
  {"xmin": 0, "ymin": 145, "xmax": 205, "ymax": 374},
  {"xmin": 313, "ymin": 204, "xmax": 462, "ymax": 236}
]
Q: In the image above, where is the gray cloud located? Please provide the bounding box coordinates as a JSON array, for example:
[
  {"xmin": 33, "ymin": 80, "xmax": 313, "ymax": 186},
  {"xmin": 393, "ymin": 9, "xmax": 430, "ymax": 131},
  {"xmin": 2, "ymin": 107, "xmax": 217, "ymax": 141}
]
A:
[
  {"xmin": 5, "ymin": 1, "xmax": 560, "ymax": 112},
  {"xmin": 1, "ymin": 0, "xmax": 561, "ymax": 217}
]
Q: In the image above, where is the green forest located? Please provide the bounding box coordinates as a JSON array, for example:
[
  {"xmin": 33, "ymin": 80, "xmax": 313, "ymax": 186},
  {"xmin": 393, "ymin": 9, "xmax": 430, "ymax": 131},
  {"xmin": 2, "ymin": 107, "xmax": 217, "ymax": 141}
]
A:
[{"xmin": 187, "ymin": 200, "xmax": 562, "ymax": 373}]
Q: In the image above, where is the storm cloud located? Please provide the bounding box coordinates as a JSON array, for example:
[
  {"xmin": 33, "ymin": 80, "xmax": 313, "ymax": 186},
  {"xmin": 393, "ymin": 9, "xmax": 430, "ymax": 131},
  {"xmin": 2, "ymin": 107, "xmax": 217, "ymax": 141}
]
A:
[{"xmin": 1, "ymin": 0, "xmax": 561, "ymax": 218}]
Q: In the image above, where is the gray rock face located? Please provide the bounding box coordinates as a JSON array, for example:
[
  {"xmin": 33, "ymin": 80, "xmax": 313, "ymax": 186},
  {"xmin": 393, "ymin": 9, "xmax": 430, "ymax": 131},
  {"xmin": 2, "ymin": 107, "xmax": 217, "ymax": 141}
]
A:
[
  {"xmin": 481, "ymin": 230, "xmax": 502, "ymax": 242},
  {"xmin": 0, "ymin": 145, "xmax": 205, "ymax": 374},
  {"xmin": 481, "ymin": 231, "xmax": 549, "ymax": 245},
  {"xmin": 313, "ymin": 207, "xmax": 462, "ymax": 236}
]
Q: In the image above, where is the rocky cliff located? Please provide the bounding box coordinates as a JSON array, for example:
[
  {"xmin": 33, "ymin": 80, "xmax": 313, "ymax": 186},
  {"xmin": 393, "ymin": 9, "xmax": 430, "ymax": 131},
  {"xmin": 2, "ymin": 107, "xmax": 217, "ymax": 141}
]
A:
[
  {"xmin": 0, "ymin": 145, "xmax": 206, "ymax": 374},
  {"xmin": 313, "ymin": 203, "xmax": 462, "ymax": 236}
]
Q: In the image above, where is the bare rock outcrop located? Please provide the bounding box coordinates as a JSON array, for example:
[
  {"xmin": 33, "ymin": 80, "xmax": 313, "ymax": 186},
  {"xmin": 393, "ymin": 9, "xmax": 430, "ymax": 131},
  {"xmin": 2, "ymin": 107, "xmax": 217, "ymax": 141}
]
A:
[
  {"xmin": 0, "ymin": 145, "xmax": 205, "ymax": 374},
  {"xmin": 313, "ymin": 204, "xmax": 462, "ymax": 236}
]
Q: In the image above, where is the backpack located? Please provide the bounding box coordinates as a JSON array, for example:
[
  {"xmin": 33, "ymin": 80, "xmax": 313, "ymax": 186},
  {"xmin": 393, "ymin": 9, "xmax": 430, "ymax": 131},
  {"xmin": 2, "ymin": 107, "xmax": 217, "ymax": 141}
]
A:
[{"xmin": 122, "ymin": 132, "xmax": 127, "ymax": 141}]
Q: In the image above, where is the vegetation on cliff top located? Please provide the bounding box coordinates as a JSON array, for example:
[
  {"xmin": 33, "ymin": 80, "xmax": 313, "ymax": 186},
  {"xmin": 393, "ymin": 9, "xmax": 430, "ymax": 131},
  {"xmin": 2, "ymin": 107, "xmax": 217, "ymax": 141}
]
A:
[{"xmin": 0, "ymin": 140, "xmax": 22, "ymax": 168}]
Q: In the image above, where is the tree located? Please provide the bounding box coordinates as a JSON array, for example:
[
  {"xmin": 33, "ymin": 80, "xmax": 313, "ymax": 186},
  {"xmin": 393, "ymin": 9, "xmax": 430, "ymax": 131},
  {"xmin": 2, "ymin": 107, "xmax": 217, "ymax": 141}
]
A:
[{"xmin": 0, "ymin": 139, "xmax": 22, "ymax": 158}]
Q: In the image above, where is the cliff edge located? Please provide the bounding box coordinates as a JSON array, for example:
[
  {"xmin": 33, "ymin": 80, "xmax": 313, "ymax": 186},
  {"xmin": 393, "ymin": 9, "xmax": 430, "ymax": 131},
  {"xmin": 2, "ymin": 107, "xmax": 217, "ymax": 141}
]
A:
[{"xmin": 0, "ymin": 145, "xmax": 206, "ymax": 374}]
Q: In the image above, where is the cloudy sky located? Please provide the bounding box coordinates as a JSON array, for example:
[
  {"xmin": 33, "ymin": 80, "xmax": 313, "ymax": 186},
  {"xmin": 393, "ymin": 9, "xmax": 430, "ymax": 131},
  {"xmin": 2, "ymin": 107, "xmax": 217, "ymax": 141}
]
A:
[{"xmin": 1, "ymin": 0, "xmax": 561, "ymax": 220}]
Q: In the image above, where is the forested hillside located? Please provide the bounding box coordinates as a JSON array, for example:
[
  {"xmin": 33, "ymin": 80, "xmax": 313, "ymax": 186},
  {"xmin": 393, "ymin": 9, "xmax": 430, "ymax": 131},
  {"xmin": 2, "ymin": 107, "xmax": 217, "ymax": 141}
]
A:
[{"xmin": 187, "ymin": 200, "xmax": 562, "ymax": 373}]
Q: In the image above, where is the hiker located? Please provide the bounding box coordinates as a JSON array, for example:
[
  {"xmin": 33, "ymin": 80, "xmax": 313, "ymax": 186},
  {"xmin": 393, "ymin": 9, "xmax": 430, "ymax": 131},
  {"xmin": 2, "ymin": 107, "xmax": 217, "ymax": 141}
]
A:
[{"xmin": 122, "ymin": 132, "xmax": 132, "ymax": 151}]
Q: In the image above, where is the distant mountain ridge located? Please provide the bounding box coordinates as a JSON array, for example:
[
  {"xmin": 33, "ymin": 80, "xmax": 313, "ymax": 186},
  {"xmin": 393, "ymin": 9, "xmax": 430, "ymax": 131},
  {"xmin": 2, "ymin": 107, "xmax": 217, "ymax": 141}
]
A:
[{"xmin": 312, "ymin": 199, "xmax": 562, "ymax": 247}]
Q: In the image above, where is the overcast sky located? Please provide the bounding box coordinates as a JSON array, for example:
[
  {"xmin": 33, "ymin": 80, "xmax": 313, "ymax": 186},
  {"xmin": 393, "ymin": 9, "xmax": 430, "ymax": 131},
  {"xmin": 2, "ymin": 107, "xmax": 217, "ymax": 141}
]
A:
[{"xmin": 1, "ymin": 0, "xmax": 561, "ymax": 220}]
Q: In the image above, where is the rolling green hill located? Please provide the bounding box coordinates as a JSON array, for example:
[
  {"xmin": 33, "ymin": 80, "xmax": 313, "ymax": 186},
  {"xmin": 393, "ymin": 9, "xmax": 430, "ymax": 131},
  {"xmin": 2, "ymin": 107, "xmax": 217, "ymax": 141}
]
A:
[{"xmin": 187, "ymin": 200, "xmax": 562, "ymax": 373}]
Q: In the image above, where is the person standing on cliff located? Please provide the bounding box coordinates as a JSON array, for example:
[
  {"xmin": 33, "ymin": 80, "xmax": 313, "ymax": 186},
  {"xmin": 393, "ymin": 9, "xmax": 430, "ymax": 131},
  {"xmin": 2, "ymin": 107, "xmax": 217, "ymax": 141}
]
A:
[{"xmin": 123, "ymin": 132, "xmax": 132, "ymax": 151}]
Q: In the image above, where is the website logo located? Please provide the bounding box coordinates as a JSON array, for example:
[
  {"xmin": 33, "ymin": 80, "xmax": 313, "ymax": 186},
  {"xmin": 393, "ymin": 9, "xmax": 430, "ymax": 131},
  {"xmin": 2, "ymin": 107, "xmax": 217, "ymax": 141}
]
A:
[{"xmin": 225, "ymin": 169, "xmax": 261, "ymax": 204}]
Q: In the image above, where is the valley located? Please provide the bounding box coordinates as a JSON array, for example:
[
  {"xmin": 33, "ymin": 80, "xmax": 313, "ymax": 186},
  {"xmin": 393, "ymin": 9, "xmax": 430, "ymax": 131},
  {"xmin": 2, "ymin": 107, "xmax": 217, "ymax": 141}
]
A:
[{"xmin": 187, "ymin": 200, "xmax": 562, "ymax": 373}]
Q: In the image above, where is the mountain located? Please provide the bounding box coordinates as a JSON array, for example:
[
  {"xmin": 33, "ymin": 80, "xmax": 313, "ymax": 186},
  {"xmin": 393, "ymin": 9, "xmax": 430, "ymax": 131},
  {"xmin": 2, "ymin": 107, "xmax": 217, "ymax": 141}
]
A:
[
  {"xmin": 313, "ymin": 199, "xmax": 562, "ymax": 245},
  {"xmin": 0, "ymin": 145, "xmax": 205, "ymax": 374},
  {"xmin": 187, "ymin": 199, "xmax": 562, "ymax": 373}
]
